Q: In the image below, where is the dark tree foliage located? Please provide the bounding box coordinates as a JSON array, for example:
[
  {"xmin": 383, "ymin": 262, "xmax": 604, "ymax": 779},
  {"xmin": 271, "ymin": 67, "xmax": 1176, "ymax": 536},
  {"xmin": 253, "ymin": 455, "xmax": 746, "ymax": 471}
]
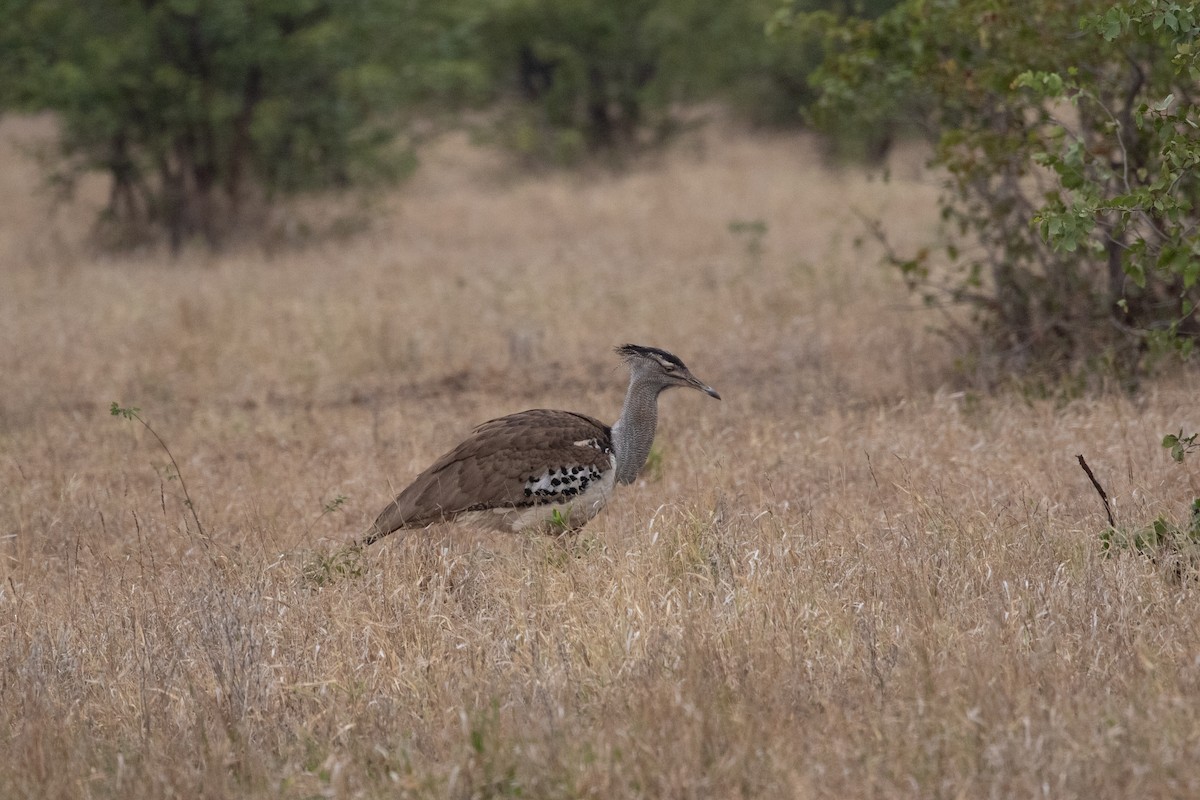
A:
[
  {"xmin": 477, "ymin": 0, "xmax": 903, "ymax": 163},
  {"xmin": 2, "ymin": 0, "xmax": 470, "ymax": 251}
]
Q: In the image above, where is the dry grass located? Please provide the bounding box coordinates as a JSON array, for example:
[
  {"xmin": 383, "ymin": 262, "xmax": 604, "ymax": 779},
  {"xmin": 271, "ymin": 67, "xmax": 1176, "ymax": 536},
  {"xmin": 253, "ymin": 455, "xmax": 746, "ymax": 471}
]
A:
[{"xmin": 2, "ymin": 112, "xmax": 1199, "ymax": 799}]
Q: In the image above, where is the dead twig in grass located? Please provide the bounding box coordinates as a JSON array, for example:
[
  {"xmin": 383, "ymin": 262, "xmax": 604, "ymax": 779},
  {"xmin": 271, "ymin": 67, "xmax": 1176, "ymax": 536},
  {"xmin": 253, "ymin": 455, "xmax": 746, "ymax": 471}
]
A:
[{"xmin": 1076, "ymin": 454, "xmax": 1115, "ymax": 528}]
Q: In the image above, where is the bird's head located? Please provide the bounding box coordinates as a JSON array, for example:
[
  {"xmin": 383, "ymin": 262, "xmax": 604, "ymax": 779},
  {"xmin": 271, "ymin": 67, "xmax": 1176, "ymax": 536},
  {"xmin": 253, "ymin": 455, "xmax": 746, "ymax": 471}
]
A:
[{"xmin": 616, "ymin": 344, "xmax": 721, "ymax": 400}]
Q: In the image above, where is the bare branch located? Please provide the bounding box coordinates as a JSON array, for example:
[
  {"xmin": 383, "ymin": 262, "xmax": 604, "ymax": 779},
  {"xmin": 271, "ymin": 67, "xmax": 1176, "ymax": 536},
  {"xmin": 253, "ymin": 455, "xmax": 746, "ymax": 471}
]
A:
[{"xmin": 1077, "ymin": 454, "xmax": 1116, "ymax": 528}]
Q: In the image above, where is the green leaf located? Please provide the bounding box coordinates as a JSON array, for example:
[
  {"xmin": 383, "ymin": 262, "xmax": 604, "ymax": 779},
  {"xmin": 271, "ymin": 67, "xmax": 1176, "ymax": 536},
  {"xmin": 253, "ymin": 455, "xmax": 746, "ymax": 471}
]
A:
[
  {"xmin": 1103, "ymin": 10, "xmax": 1122, "ymax": 40},
  {"xmin": 1126, "ymin": 261, "xmax": 1148, "ymax": 289},
  {"xmin": 1182, "ymin": 260, "xmax": 1199, "ymax": 289},
  {"xmin": 110, "ymin": 401, "xmax": 140, "ymax": 420}
]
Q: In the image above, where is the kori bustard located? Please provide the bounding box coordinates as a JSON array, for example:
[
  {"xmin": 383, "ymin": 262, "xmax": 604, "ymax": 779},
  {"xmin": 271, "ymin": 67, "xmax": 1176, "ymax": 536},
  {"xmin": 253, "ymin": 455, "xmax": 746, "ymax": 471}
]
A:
[{"xmin": 361, "ymin": 344, "xmax": 720, "ymax": 544}]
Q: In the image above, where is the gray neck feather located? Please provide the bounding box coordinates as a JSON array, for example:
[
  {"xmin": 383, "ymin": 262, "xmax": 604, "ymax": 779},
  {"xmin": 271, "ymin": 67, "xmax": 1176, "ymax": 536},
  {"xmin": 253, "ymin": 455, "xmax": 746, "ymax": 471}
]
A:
[{"xmin": 611, "ymin": 374, "xmax": 660, "ymax": 484}]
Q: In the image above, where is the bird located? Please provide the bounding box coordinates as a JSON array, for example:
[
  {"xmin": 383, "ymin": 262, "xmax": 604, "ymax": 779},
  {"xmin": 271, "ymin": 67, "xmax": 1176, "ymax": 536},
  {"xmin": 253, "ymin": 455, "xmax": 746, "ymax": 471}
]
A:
[{"xmin": 361, "ymin": 344, "xmax": 720, "ymax": 545}]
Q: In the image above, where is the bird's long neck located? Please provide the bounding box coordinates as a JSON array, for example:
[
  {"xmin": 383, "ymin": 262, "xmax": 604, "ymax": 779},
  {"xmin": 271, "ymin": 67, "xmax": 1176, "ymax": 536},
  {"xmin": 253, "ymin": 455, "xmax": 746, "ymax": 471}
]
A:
[{"xmin": 611, "ymin": 374, "xmax": 659, "ymax": 485}]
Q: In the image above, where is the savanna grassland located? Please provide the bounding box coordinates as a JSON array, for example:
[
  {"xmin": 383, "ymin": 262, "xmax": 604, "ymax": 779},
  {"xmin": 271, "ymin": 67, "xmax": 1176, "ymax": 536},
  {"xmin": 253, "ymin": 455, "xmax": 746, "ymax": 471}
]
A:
[{"xmin": 2, "ymin": 112, "xmax": 1199, "ymax": 799}]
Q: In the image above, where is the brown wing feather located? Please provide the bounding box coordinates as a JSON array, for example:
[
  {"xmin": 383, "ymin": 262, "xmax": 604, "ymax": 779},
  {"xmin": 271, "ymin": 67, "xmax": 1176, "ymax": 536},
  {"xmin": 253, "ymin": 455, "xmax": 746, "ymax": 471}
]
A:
[{"xmin": 364, "ymin": 409, "xmax": 612, "ymax": 543}]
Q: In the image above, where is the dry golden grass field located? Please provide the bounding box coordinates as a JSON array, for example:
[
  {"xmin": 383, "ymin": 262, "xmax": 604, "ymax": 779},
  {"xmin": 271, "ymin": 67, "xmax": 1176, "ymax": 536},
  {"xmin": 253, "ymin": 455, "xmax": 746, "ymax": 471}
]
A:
[{"xmin": 2, "ymin": 112, "xmax": 1199, "ymax": 799}]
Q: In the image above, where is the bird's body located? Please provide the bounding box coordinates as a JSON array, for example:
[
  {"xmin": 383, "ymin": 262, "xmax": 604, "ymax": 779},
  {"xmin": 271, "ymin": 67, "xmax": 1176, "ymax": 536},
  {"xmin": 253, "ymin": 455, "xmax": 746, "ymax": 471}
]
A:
[
  {"xmin": 367, "ymin": 409, "xmax": 617, "ymax": 539},
  {"xmin": 362, "ymin": 344, "xmax": 719, "ymax": 545}
]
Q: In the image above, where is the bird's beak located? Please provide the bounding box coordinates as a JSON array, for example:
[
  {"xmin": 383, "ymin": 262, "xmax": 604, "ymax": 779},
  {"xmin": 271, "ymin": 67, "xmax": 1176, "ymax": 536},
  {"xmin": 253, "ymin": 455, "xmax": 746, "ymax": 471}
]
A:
[{"xmin": 685, "ymin": 373, "xmax": 721, "ymax": 400}]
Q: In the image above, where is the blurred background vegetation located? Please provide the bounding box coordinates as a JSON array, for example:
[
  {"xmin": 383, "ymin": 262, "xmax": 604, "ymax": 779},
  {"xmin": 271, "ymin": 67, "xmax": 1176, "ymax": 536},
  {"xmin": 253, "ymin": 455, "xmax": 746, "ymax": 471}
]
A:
[
  {"xmin": 0, "ymin": 0, "xmax": 895, "ymax": 248},
  {"xmin": 0, "ymin": 0, "xmax": 1196, "ymax": 382}
]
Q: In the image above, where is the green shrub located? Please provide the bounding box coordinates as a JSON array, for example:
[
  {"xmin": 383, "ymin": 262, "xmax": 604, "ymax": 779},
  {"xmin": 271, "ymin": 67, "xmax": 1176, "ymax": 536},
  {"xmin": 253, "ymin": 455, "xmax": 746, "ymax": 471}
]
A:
[
  {"xmin": 1100, "ymin": 499, "xmax": 1200, "ymax": 580},
  {"xmin": 1087, "ymin": 433, "xmax": 1200, "ymax": 579},
  {"xmin": 793, "ymin": 0, "xmax": 1200, "ymax": 381}
]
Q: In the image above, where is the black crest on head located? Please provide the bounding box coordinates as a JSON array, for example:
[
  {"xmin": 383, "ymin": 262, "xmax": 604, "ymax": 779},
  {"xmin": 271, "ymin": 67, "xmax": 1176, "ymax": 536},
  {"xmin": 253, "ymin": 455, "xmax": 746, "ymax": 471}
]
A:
[{"xmin": 615, "ymin": 343, "xmax": 686, "ymax": 369}]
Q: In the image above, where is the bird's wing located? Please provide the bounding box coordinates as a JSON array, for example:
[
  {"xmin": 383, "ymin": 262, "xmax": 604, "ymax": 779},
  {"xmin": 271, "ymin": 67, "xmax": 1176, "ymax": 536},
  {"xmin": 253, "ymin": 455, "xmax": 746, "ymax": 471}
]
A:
[{"xmin": 365, "ymin": 409, "xmax": 612, "ymax": 542}]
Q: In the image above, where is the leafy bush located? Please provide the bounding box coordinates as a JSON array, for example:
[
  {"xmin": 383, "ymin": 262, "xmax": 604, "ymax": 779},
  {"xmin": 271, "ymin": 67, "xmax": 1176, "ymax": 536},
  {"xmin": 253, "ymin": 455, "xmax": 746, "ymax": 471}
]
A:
[{"xmin": 793, "ymin": 0, "xmax": 1200, "ymax": 381}]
